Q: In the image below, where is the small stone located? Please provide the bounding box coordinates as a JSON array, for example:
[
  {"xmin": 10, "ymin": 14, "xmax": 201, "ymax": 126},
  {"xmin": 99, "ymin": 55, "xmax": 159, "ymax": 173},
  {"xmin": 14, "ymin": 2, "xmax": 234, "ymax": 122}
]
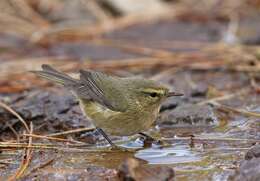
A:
[
  {"xmin": 158, "ymin": 104, "xmax": 218, "ymax": 127},
  {"xmin": 245, "ymin": 145, "xmax": 260, "ymax": 160},
  {"xmin": 228, "ymin": 158, "xmax": 260, "ymax": 181},
  {"xmin": 118, "ymin": 158, "xmax": 174, "ymax": 181}
]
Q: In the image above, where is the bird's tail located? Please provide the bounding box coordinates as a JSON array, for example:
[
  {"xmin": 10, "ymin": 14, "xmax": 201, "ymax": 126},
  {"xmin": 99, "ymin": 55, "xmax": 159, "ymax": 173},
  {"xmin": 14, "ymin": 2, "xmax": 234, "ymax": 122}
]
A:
[{"xmin": 31, "ymin": 64, "xmax": 78, "ymax": 86}]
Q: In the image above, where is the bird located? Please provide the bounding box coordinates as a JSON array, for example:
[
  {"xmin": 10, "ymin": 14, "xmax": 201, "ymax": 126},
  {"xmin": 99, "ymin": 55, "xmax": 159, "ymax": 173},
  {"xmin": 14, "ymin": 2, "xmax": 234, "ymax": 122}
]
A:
[{"xmin": 32, "ymin": 64, "xmax": 183, "ymax": 149}]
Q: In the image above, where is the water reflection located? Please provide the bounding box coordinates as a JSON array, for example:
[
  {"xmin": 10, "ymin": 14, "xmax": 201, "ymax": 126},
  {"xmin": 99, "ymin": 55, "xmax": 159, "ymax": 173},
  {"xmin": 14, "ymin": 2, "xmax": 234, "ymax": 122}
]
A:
[{"xmin": 135, "ymin": 144, "xmax": 201, "ymax": 164}]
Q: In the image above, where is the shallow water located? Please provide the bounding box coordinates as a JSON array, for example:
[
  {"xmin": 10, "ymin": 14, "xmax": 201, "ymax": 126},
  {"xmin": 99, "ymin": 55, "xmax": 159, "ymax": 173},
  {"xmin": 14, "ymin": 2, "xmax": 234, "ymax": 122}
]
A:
[
  {"xmin": 135, "ymin": 144, "xmax": 201, "ymax": 164},
  {"xmin": 0, "ymin": 126, "xmax": 255, "ymax": 180}
]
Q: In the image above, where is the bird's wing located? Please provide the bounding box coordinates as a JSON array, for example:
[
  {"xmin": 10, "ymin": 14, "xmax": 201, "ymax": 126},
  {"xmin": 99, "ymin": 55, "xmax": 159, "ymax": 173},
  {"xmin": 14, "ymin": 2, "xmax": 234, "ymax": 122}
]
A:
[
  {"xmin": 31, "ymin": 64, "xmax": 79, "ymax": 86},
  {"xmin": 77, "ymin": 69, "xmax": 128, "ymax": 112}
]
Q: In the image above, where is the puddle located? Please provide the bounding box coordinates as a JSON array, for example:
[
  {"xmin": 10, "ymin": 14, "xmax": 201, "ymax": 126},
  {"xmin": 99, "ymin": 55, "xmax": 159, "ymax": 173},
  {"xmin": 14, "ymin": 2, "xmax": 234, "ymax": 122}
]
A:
[
  {"xmin": 0, "ymin": 132, "xmax": 254, "ymax": 181},
  {"xmin": 135, "ymin": 144, "xmax": 201, "ymax": 164},
  {"xmin": 55, "ymin": 140, "xmax": 201, "ymax": 168}
]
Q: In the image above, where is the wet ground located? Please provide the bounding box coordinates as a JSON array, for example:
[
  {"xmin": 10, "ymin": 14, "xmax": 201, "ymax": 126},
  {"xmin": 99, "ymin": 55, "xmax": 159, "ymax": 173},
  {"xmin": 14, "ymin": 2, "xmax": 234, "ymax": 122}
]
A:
[{"xmin": 0, "ymin": 17, "xmax": 260, "ymax": 181}]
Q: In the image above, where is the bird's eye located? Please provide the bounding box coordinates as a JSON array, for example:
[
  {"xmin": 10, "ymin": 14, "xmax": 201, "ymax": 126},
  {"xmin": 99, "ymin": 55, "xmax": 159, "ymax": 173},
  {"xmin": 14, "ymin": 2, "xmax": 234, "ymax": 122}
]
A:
[
  {"xmin": 141, "ymin": 89, "xmax": 162, "ymax": 98},
  {"xmin": 149, "ymin": 92, "xmax": 158, "ymax": 98}
]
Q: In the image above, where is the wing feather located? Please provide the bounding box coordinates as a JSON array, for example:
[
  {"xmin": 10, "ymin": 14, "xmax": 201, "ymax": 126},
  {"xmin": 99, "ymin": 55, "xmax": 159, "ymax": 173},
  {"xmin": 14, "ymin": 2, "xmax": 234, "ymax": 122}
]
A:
[
  {"xmin": 78, "ymin": 69, "xmax": 128, "ymax": 112},
  {"xmin": 33, "ymin": 64, "xmax": 128, "ymax": 112}
]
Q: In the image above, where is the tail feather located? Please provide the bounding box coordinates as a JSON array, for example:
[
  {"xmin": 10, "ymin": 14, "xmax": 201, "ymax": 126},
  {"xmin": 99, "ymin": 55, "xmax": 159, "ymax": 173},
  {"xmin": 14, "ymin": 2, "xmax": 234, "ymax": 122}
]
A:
[{"xmin": 31, "ymin": 64, "xmax": 78, "ymax": 86}]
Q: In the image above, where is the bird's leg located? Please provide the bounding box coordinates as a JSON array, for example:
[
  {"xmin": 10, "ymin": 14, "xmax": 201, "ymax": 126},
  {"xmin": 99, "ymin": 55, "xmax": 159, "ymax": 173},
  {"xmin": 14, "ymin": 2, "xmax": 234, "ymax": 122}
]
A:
[
  {"xmin": 96, "ymin": 128, "xmax": 136, "ymax": 152},
  {"xmin": 139, "ymin": 132, "xmax": 158, "ymax": 147},
  {"xmin": 96, "ymin": 127, "xmax": 117, "ymax": 147},
  {"xmin": 139, "ymin": 132, "xmax": 157, "ymax": 142}
]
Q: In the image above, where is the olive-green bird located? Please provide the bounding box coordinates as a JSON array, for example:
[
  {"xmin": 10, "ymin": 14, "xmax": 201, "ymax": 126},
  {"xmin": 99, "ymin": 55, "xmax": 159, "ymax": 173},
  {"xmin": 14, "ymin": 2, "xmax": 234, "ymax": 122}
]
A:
[{"xmin": 32, "ymin": 65, "xmax": 182, "ymax": 148}]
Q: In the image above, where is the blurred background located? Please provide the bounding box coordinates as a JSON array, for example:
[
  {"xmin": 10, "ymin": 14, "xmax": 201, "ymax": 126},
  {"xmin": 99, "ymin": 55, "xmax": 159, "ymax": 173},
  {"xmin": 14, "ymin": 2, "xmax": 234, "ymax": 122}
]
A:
[
  {"xmin": 1, "ymin": 1, "xmax": 260, "ymax": 180},
  {"xmin": 1, "ymin": 0, "xmax": 260, "ymax": 91}
]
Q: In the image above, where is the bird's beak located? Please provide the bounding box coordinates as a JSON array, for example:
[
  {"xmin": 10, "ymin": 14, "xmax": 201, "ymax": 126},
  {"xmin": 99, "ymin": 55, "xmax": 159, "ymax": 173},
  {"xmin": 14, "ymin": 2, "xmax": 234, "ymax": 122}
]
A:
[{"xmin": 167, "ymin": 92, "xmax": 184, "ymax": 97}]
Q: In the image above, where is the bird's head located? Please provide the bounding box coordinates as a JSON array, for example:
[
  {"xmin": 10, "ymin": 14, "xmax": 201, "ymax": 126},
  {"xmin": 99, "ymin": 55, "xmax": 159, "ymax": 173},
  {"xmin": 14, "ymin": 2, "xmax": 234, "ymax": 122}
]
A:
[{"xmin": 125, "ymin": 78, "xmax": 183, "ymax": 110}]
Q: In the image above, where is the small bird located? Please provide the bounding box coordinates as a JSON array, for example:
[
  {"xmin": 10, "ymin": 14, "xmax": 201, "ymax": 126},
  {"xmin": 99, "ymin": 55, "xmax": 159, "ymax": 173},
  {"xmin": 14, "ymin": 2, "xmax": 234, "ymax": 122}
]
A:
[{"xmin": 32, "ymin": 65, "xmax": 182, "ymax": 148}]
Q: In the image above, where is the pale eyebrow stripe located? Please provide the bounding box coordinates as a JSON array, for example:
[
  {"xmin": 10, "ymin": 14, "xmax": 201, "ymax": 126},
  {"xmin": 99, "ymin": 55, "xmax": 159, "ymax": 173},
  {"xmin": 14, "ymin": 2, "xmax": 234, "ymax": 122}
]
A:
[{"xmin": 142, "ymin": 88, "xmax": 165, "ymax": 95}]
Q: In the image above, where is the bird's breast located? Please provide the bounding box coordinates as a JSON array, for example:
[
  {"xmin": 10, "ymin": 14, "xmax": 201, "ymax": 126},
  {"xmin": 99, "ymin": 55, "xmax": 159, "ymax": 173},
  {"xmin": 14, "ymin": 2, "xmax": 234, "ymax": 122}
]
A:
[{"xmin": 79, "ymin": 99, "xmax": 159, "ymax": 136}]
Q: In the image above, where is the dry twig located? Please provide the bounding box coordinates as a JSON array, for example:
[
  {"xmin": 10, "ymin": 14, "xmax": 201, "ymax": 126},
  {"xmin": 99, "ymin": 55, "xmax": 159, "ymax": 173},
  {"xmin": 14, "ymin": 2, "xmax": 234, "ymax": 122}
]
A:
[
  {"xmin": 7, "ymin": 122, "xmax": 33, "ymax": 180},
  {"xmin": 0, "ymin": 101, "xmax": 30, "ymax": 133},
  {"xmin": 198, "ymin": 88, "xmax": 249, "ymax": 105},
  {"xmin": 5, "ymin": 122, "xmax": 20, "ymax": 142},
  {"xmin": 22, "ymin": 157, "xmax": 55, "ymax": 178},
  {"xmin": 162, "ymin": 137, "xmax": 260, "ymax": 142},
  {"xmin": 210, "ymin": 101, "xmax": 260, "ymax": 118},
  {"xmin": 23, "ymin": 133, "xmax": 85, "ymax": 144},
  {"xmin": 9, "ymin": 0, "xmax": 50, "ymax": 27},
  {"xmin": 46, "ymin": 127, "xmax": 95, "ymax": 137}
]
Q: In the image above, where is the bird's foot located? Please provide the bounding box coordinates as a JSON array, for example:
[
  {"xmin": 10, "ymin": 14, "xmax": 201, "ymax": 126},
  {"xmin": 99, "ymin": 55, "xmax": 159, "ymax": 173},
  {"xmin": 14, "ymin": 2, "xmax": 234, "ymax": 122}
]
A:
[{"xmin": 139, "ymin": 132, "xmax": 170, "ymax": 148}]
